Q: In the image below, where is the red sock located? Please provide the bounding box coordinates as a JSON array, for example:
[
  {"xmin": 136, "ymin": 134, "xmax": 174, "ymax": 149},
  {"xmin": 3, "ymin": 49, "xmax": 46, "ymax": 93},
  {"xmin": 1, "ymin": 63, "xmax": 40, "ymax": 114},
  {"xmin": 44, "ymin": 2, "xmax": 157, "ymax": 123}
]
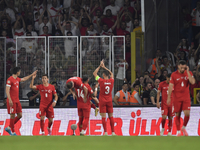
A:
[
  {"xmin": 168, "ymin": 119, "xmax": 172, "ymax": 132},
  {"xmin": 109, "ymin": 117, "xmax": 115, "ymax": 132},
  {"xmin": 82, "ymin": 117, "xmax": 89, "ymax": 130},
  {"xmin": 40, "ymin": 120, "xmax": 44, "ymax": 132},
  {"xmin": 48, "ymin": 121, "xmax": 52, "ymax": 128},
  {"xmin": 10, "ymin": 118, "xmax": 14, "ymax": 133},
  {"xmin": 183, "ymin": 116, "xmax": 190, "ymax": 127},
  {"xmin": 161, "ymin": 118, "xmax": 166, "ymax": 128},
  {"xmin": 102, "ymin": 117, "xmax": 107, "ymax": 132},
  {"xmin": 175, "ymin": 116, "xmax": 180, "ymax": 130},
  {"xmin": 14, "ymin": 116, "xmax": 20, "ymax": 124},
  {"xmin": 91, "ymin": 104, "xmax": 96, "ymax": 109},
  {"xmin": 78, "ymin": 117, "xmax": 83, "ymax": 132}
]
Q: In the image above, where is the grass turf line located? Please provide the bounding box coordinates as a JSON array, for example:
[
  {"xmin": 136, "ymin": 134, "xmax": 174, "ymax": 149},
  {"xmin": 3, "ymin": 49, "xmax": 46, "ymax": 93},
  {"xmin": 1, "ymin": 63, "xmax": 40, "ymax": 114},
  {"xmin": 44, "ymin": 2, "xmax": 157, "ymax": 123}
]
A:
[{"xmin": 0, "ymin": 136, "xmax": 199, "ymax": 150}]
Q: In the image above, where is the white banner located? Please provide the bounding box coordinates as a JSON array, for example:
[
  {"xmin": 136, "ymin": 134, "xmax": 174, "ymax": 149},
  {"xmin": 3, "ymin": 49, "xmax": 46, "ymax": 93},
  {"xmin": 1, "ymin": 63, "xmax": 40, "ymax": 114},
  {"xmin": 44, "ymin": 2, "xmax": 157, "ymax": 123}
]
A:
[{"xmin": 0, "ymin": 107, "xmax": 200, "ymax": 136}]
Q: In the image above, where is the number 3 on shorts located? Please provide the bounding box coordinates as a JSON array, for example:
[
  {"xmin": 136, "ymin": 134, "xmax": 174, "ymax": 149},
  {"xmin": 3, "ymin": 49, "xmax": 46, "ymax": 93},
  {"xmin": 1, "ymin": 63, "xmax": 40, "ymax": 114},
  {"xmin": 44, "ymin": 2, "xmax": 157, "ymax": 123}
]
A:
[{"xmin": 105, "ymin": 86, "xmax": 110, "ymax": 94}]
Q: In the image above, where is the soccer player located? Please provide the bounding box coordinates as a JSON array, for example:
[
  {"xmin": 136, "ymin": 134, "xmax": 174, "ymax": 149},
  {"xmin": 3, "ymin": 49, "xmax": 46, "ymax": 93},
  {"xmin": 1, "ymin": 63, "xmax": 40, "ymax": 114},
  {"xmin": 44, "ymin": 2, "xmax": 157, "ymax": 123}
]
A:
[
  {"xmin": 66, "ymin": 77, "xmax": 88, "ymax": 102},
  {"xmin": 93, "ymin": 60, "xmax": 115, "ymax": 136},
  {"xmin": 30, "ymin": 74, "xmax": 58, "ymax": 135},
  {"xmin": 76, "ymin": 76, "xmax": 99, "ymax": 135},
  {"xmin": 167, "ymin": 60, "xmax": 195, "ymax": 136},
  {"xmin": 5, "ymin": 67, "xmax": 37, "ymax": 135},
  {"xmin": 157, "ymin": 73, "xmax": 173, "ymax": 136}
]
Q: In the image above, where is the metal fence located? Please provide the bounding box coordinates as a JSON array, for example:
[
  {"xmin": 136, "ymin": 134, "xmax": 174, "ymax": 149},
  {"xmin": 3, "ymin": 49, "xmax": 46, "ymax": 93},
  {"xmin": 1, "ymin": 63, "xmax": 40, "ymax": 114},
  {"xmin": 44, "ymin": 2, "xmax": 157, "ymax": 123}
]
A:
[
  {"xmin": 80, "ymin": 36, "xmax": 112, "ymax": 85},
  {"xmin": 0, "ymin": 37, "xmax": 6, "ymax": 101},
  {"xmin": 16, "ymin": 36, "xmax": 46, "ymax": 99},
  {"xmin": 48, "ymin": 36, "xmax": 79, "ymax": 95},
  {"xmin": 112, "ymin": 36, "xmax": 126, "ymax": 94}
]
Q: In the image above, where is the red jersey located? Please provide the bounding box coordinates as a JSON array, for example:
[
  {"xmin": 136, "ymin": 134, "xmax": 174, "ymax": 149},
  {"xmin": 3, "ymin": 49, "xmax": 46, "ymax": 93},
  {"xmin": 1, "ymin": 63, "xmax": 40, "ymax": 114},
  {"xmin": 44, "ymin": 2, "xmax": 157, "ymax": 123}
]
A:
[
  {"xmin": 170, "ymin": 70, "xmax": 193, "ymax": 101},
  {"xmin": 36, "ymin": 84, "xmax": 57, "ymax": 107},
  {"xmin": 97, "ymin": 77, "xmax": 114, "ymax": 102},
  {"xmin": 76, "ymin": 83, "xmax": 93, "ymax": 109},
  {"xmin": 66, "ymin": 77, "xmax": 84, "ymax": 89},
  {"xmin": 158, "ymin": 81, "xmax": 173, "ymax": 106},
  {"xmin": 101, "ymin": 16, "xmax": 117, "ymax": 29},
  {"xmin": 116, "ymin": 27, "xmax": 130, "ymax": 36},
  {"xmin": 6, "ymin": 76, "xmax": 21, "ymax": 102}
]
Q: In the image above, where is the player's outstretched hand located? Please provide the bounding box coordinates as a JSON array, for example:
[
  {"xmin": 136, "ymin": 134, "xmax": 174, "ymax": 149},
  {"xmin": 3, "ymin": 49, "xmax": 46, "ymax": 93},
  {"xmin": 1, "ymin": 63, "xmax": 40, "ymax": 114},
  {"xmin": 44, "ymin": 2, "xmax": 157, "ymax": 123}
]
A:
[
  {"xmin": 52, "ymin": 101, "xmax": 56, "ymax": 107},
  {"xmin": 32, "ymin": 70, "xmax": 38, "ymax": 76},
  {"xmin": 32, "ymin": 74, "xmax": 37, "ymax": 79},
  {"xmin": 156, "ymin": 102, "xmax": 160, "ymax": 109},
  {"xmin": 100, "ymin": 60, "xmax": 104, "ymax": 67}
]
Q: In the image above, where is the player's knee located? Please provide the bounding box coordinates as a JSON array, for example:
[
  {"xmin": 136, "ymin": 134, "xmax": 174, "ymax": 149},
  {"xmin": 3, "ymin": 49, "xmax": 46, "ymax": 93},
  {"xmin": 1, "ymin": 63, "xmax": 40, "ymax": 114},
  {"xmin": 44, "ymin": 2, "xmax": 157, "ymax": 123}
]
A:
[
  {"xmin": 108, "ymin": 113, "xmax": 113, "ymax": 118},
  {"xmin": 48, "ymin": 118, "xmax": 53, "ymax": 123},
  {"xmin": 40, "ymin": 116, "xmax": 45, "ymax": 120},
  {"xmin": 168, "ymin": 117, "xmax": 173, "ymax": 120},
  {"xmin": 162, "ymin": 115, "xmax": 167, "ymax": 119}
]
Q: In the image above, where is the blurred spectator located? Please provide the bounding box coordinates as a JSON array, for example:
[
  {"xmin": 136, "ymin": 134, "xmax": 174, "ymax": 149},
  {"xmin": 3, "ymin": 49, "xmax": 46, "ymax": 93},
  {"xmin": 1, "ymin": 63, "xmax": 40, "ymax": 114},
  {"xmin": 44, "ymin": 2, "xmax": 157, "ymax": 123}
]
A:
[
  {"xmin": 101, "ymin": 9, "xmax": 117, "ymax": 29},
  {"xmin": 38, "ymin": 7, "xmax": 52, "ymax": 35},
  {"xmin": 160, "ymin": 56, "xmax": 174, "ymax": 74},
  {"xmin": 0, "ymin": 17, "xmax": 13, "ymax": 38},
  {"xmin": 191, "ymin": 1, "xmax": 200, "ymax": 48},
  {"xmin": 113, "ymin": 82, "xmax": 130, "ymax": 105},
  {"xmin": 64, "ymin": 37, "xmax": 77, "ymax": 58},
  {"xmin": 52, "ymin": 81, "xmax": 64, "ymax": 106},
  {"xmin": 142, "ymin": 82, "xmax": 152, "ymax": 105},
  {"xmin": 150, "ymin": 79, "xmax": 160, "ymax": 105},
  {"xmin": 25, "ymin": 24, "xmax": 38, "ymax": 36},
  {"xmin": 158, "ymin": 69, "xmax": 168, "ymax": 82},
  {"xmin": 39, "ymin": 25, "xmax": 51, "ymax": 37},
  {"xmin": 116, "ymin": 19, "xmax": 130, "ymax": 36},
  {"xmin": 12, "ymin": 15, "xmax": 26, "ymax": 39},
  {"xmin": 27, "ymin": 82, "xmax": 41, "ymax": 106},
  {"xmin": 103, "ymin": 0, "xmax": 120, "ymax": 16},
  {"xmin": 190, "ymin": 67, "xmax": 199, "ymax": 103},
  {"xmin": 62, "ymin": 89, "xmax": 77, "ymax": 106},
  {"xmin": 133, "ymin": 18, "xmax": 141, "ymax": 32},
  {"xmin": 188, "ymin": 44, "xmax": 196, "ymax": 71},
  {"xmin": 130, "ymin": 83, "xmax": 142, "ymax": 105},
  {"xmin": 5, "ymin": 0, "xmax": 18, "ymax": 24},
  {"xmin": 148, "ymin": 58, "xmax": 161, "ymax": 79},
  {"xmin": 21, "ymin": 33, "xmax": 38, "ymax": 54}
]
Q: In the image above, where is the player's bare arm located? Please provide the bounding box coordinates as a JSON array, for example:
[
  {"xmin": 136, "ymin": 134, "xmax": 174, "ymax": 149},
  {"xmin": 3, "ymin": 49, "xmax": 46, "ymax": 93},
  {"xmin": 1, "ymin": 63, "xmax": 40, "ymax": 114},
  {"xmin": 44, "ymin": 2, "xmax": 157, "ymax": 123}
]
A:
[
  {"xmin": 21, "ymin": 70, "xmax": 38, "ymax": 82},
  {"xmin": 91, "ymin": 97, "xmax": 99, "ymax": 104},
  {"xmin": 93, "ymin": 63, "xmax": 101, "ymax": 78},
  {"xmin": 83, "ymin": 86, "xmax": 88, "ymax": 103},
  {"xmin": 143, "ymin": 98, "xmax": 148, "ymax": 105},
  {"xmin": 113, "ymin": 95, "xmax": 120, "ymax": 105},
  {"xmin": 29, "ymin": 74, "xmax": 37, "ymax": 90},
  {"xmin": 6, "ymin": 86, "xmax": 13, "ymax": 107},
  {"xmin": 93, "ymin": 83, "xmax": 99, "ymax": 97},
  {"xmin": 156, "ymin": 90, "xmax": 161, "ymax": 109},
  {"xmin": 52, "ymin": 93, "xmax": 58, "ymax": 107},
  {"xmin": 186, "ymin": 66, "xmax": 195, "ymax": 85},
  {"xmin": 101, "ymin": 60, "xmax": 114, "ymax": 78},
  {"xmin": 70, "ymin": 89, "xmax": 77, "ymax": 99},
  {"xmin": 167, "ymin": 83, "xmax": 173, "ymax": 105}
]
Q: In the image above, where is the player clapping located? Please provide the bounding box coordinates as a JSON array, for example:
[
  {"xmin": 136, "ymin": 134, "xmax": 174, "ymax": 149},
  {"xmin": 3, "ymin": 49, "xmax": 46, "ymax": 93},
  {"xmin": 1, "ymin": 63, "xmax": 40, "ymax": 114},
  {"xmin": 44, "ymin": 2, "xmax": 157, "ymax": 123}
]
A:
[{"xmin": 93, "ymin": 60, "xmax": 115, "ymax": 136}]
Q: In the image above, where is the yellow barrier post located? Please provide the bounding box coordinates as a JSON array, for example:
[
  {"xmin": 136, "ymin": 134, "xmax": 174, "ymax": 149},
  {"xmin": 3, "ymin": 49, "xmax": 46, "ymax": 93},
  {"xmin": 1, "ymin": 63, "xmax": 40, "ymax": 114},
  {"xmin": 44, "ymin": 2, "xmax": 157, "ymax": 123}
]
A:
[
  {"xmin": 193, "ymin": 88, "xmax": 200, "ymax": 104},
  {"xmin": 131, "ymin": 32, "xmax": 136, "ymax": 92}
]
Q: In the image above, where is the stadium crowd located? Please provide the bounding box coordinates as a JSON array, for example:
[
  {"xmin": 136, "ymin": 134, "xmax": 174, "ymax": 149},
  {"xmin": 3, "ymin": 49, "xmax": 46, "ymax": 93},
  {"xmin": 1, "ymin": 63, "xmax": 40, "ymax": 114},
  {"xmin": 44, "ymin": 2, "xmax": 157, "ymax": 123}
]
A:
[{"xmin": 1, "ymin": 0, "xmax": 200, "ymax": 107}]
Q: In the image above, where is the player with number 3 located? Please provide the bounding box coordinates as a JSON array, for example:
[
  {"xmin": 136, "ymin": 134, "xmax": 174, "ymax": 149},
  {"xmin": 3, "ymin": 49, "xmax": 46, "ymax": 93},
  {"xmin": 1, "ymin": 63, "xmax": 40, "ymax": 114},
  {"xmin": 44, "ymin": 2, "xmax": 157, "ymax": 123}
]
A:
[{"xmin": 93, "ymin": 60, "xmax": 115, "ymax": 136}]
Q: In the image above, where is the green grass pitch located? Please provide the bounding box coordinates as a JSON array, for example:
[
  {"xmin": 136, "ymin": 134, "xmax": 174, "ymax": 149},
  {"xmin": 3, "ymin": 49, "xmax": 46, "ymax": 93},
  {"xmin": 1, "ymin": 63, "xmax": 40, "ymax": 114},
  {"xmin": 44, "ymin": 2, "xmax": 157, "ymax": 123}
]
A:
[{"xmin": 0, "ymin": 136, "xmax": 200, "ymax": 150}]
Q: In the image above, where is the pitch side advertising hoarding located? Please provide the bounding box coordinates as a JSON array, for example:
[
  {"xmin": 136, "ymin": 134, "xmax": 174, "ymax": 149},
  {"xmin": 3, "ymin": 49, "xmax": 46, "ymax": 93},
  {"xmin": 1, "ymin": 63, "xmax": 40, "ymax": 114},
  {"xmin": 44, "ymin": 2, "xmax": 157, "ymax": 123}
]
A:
[{"xmin": 0, "ymin": 107, "xmax": 200, "ymax": 136}]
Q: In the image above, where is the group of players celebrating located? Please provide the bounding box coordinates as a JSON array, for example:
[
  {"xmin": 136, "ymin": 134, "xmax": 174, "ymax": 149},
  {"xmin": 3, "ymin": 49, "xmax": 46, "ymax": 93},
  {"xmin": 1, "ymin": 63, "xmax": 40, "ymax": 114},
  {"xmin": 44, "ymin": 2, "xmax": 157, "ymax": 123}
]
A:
[
  {"xmin": 4, "ymin": 59, "xmax": 194, "ymax": 136},
  {"xmin": 5, "ymin": 60, "xmax": 115, "ymax": 136}
]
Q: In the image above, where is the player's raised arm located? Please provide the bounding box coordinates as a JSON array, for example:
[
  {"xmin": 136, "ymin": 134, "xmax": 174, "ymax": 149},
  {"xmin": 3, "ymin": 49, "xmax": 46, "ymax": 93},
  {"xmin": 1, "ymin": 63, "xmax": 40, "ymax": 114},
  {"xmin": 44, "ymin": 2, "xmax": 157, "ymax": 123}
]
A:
[
  {"xmin": 186, "ymin": 66, "xmax": 195, "ymax": 85},
  {"xmin": 21, "ymin": 70, "xmax": 38, "ymax": 82},
  {"xmin": 101, "ymin": 60, "xmax": 114, "ymax": 78},
  {"xmin": 156, "ymin": 90, "xmax": 161, "ymax": 108},
  {"xmin": 167, "ymin": 83, "xmax": 173, "ymax": 105},
  {"xmin": 29, "ymin": 74, "xmax": 37, "ymax": 90}
]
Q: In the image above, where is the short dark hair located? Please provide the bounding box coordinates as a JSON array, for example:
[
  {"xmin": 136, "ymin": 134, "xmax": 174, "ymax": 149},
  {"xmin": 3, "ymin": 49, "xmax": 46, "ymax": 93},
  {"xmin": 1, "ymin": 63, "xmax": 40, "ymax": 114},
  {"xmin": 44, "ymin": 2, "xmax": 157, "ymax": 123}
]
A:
[
  {"xmin": 51, "ymin": 81, "xmax": 57, "ymax": 85},
  {"xmin": 42, "ymin": 74, "xmax": 48, "ymax": 78},
  {"xmin": 145, "ymin": 82, "xmax": 151, "ymax": 87},
  {"xmin": 67, "ymin": 81, "xmax": 73, "ymax": 89},
  {"xmin": 122, "ymin": 82, "xmax": 128, "ymax": 86},
  {"xmin": 12, "ymin": 67, "xmax": 21, "ymax": 74},
  {"xmin": 167, "ymin": 73, "xmax": 171, "ymax": 78},
  {"xmin": 82, "ymin": 76, "xmax": 89, "ymax": 82},
  {"xmin": 26, "ymin": 32, "xmax": 32, "ymax": 36},
  {"xmin": 162, "ymin": 55, "xmax": 168, "ymax": 59},
  {"xmin": 67, "ymin": 31, "xmax": 72, "ymax": 35},
  {"xmin": 133, "ymin": 83, "xmax": 140, "ymax": 88},
  {"xmin": 102, "ymin": 70, "xmax": 110, "ymax": 76},
  {"xmin": 178, "ymin": 60, "xmax": 187, "ymax": 65},
  {"xmin": 43, "ymin": 26, "xmax": 48, "ymax": 30}
]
